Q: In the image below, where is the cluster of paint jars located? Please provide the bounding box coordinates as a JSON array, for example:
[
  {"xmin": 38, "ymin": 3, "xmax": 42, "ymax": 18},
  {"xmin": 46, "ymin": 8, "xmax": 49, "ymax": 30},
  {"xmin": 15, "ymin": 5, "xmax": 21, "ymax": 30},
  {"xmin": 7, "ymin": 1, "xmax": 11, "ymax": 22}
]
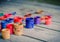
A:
[
  {"xmin": 25, "ymin": 15, "xmax": 52, "ymax": 29},
  {"xmin": 0, "ymin": 11, "xmax": 52, "ymax": 40},
  {"xmin": 0, "ymin": 12, "xmax": 16, "ymax": 20},
  {"xmin": 0, "ymin": 12, "xmax": 24, "ymax": 39}
]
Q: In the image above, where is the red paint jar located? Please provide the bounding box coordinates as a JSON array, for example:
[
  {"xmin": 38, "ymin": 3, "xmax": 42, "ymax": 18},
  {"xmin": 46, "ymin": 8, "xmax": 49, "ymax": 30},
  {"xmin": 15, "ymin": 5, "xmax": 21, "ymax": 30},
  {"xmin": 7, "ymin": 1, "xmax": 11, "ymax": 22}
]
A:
[
  {"xmin": 1, "ymin": 16, "xmax": 6, "ymax": 20},
  {"xmin": 14, "ymin": 17, "xmax": 23, "ymax": 23},
  {"xmin": 27, "ymin": 13, "xmax": 32, "ymax": 17},
  {"xmin": 45, "ymin": 17, "xmax": 52, "ymax": 25},
  {"xmin": 23, "ymin": 15, "xmax": 28, "ymax": 20},
  {"xmin": 4, "ymin": 14, "xmax": 12, "ymax": 18},
  {"xmin": 6, "ymin": 24, "xmax": 14, "ymax": 34}
]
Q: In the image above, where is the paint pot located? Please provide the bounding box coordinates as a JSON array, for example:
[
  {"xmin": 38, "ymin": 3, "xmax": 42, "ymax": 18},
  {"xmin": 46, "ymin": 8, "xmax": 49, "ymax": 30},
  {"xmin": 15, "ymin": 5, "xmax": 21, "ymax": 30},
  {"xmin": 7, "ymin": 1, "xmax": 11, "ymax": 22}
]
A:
[
  {"xmin": 25, "ymin": 17, "xmax": 34, "ymax": 28},
  {"xmin": 34, "ymin": 16, "xmax": 40, "ymax": 25},
  {"xmin": 8, "ymin": 18, "xmax": 14, "ymax": 23},
  {"xmin": 36, "ymin": 9, "xmax": 44, "ymax": 14},
  {"xmin": 40, "ymin": 16, "xmax": 45, "ymax": 23},
  {"xmin": 0, "ymin": 13, "xmax": 4, "ymax": 16},
  {"xmin": 27, "ymin": 14, "xmax": 32, "ymax": 16},
  {"xmin": 41, "ymin": 16, "xmax": 45, "ymax": 20},
  {"xmin": 24, "ymin": 13, "xmax": 32, "ymax": 20},
  {"xmin": 23, "ymin": 15, "xmax": 28, "ymax": 20},
  {"xmin": 45, "ymin": 15, "xmax": 52, "ymax": 25},
  {"xmin": 2, "ymin": 29, "xmax": 10, "ymax": 39},
  {"xmin": 26, "ymin": 13, "xmax": 32, "ymax": 17},
  {"xmin": 0, "ymin": 16, "xmax": 6, "ymax": 20},
  {"xmin": 4, "ymin": 14, "xmax": 12, "ymax": 18},
  {"xmin": 6, "ymin": 24, "xmax": 14, "ymax": 34},
  {"xmin": 13, "ymin": 23, "xmax": 23, "ymax": 36},
  {"xmin": 11, "ymin": 12, "xmax": 16, "ymax": 15},
  {"xmin": 14, "ymin": 17, "xmax": 22, "ymax": 24},
  {"xmin": 5, "ymin": 18, "xmax": 13, "ymax": 23},
  {"xmin": 1, "ymin": 21, "xmax": 8, "ymax": 29}
]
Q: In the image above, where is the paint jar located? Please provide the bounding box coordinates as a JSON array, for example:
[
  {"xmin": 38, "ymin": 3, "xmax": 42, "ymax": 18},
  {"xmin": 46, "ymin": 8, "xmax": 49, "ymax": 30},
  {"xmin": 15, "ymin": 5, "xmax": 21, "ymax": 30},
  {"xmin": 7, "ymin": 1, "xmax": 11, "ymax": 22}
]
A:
[
  {"xmin": 26, "ymin": 13, "xmax": 32, "ymax": 17},
  {"xmin": 36, "ymin": 9, "xmax": 44, "ymax": 14},
  {"xmin": 27, "ymin": 14, "xmax": 32, "ymax": 17},
  {"xmin": 25, "ymin": 17, "xmax": 34, "ymax": 28},
  {"xmin": 11, "ymin": 12, "xmax": 16, "ymax": 15},
  {"xmin": 5, "ymin": 18, "xmax": 13, "ymax": 23},
  {"xmin": 2, "ymin": 29, "xmax": 10, "ymax": 39},
  {"xmin": 0, "ymin": 16, "xmax": 6, "ymax": 20},
  {"xmin": 34, "ymin": 16, "xmax": 40, "ymax": 25},
  {"xmin": 40, "ymin": 16, "xmax": 45, "ymax": 23},
  {"xmin": 0, "ymin": 13, "xmax": 4, "ymax": 16},
  {"xmin": 45, "ymin": 15, "xmax": 52, "ymax": 25},
  {"xmin": 14, "ymin": 17, "xmax": 23, "ymax": 24},
  {"xmin": 8, "ymin": 18, "xmax": 14, "ymax": 23},
  {"xmin": 1, "ymin": 21, "xmax": 8, "ymax": 29},
  {"xmin": 23, "ymin": 15, "xmax": 28, "ymax": 20},
  {"xmin": 6, "ymin": 24, "xmax": 14, "ymax": 34},
  {"xmin": 13, "ymin": 23, "xmax": 23, "ymax": 36},
  {"xmin": 4, "ymin": 13, "xmax": 12, "ymax": 18}
]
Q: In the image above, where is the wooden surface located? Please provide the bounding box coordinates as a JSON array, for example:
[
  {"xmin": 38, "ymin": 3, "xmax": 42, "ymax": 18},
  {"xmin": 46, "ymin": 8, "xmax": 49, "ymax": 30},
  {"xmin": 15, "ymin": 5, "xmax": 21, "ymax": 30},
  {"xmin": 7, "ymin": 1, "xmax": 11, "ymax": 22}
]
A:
[{"xmin": 0, "ymin": 1, "xmax": 60, "ymax": 42}]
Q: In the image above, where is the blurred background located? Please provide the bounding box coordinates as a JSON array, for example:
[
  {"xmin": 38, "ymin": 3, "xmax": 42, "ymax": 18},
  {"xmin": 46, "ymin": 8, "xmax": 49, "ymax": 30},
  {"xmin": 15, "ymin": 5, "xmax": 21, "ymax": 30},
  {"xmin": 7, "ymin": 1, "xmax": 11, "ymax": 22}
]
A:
[{"xmin": 0, "ymin": 0, "xmax": 60, "ymax": 6}]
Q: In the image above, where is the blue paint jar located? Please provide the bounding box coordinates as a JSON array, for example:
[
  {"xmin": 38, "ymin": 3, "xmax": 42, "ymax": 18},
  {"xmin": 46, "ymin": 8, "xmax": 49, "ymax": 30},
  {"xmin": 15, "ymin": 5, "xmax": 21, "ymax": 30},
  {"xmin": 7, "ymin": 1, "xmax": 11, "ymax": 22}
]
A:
[
  {"xmin": 5, "ymin": 18, "xmax": 13, "ymax": 23},
  {"xmin": 11, "ymin": 12, "xmax": 16, "ymax": 15},
  {"xmin": 34, "ymin": 16, "xmax": 40, "ymax": 25},
  {"xmin": 8, "ymin": 18, "xmax": 13, "ymax": 23},
  {"xmin": 1, "ymin": 21, "xmax": 8, "ymax": 29},
  {"xmin": 25, "ymin": 17, "xmax": 34, "ymax": 29}
]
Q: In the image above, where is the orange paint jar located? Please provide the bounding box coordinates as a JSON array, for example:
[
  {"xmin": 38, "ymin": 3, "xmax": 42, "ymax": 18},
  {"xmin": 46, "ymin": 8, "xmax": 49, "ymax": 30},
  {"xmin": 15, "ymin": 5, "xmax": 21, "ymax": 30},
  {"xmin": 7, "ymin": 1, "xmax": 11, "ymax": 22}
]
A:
[
  {"xmin": 2, "ymin": 29, "xmax": 10, "ymax": 39},
  {"xmin": 13, "ymin": 23, "xmax": 23, "ymax": 36}
]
